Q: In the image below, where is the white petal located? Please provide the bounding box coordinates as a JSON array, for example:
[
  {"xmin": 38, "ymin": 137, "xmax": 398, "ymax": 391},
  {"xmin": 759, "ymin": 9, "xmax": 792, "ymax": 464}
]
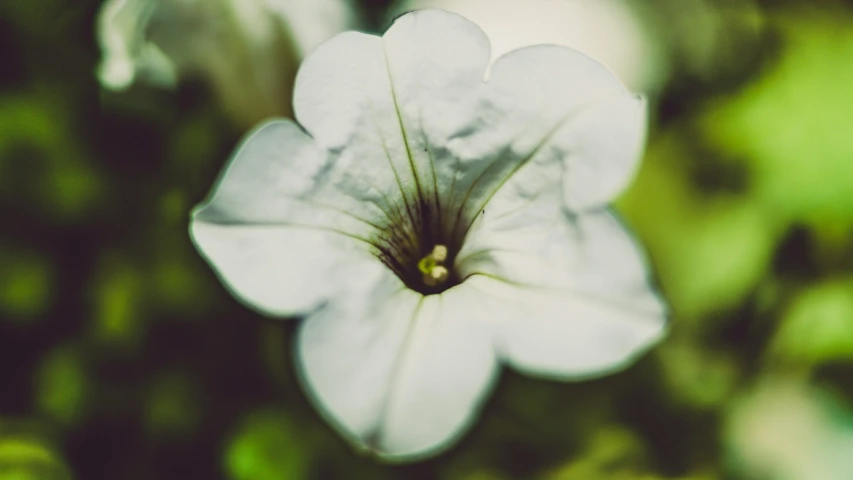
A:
[
  {"xmin": 297, "ymin": 276, "xmax": 498, "ymax": 460},
  {"xmin": 382, "ymin": 10, "xmax": 490, "ymax": 105},
  {"xmin": 422, "ymin": 45, "xmax": 646, "ymax": 236},
  {"xmin": 294, "ymin": 9, "xmax": 489, "ymax": 148},
  {"xmin": 293, "ymin": 10, "xmax": 491, "ymax": 220},
  {"xmin": 190, "ymin": 121, "xmax": 366, "ymax": 231},
  {"xmin": 191, "ymin": 223, "xmax": 377, "ymax": 317},
  {"xmin": 190, "ymin": 120, "xmax": 385, "ymax": 316},
  {"xmin": 486, "ymin": 46, "xmax": 647, "ymax": 211},
  {"xmin": 459, "ymin": 194, "xmax": 666, "ymax": 378},
  {"xmin": 97, "ymin": 0, "xmax": 177, "ymax": 90},
  {"xmin": 463, "ymin": 274, "xmax": 664, "ymax": 379}
]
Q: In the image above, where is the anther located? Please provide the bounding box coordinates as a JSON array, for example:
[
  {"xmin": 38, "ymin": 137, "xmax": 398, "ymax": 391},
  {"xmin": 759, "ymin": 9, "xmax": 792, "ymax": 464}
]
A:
[
  {"xmin": 424, "ymin": 265, "xmax": 449, "ymax": 286},
  {"xmin": 418, "ymin": 244, "xmax": 451, "ymax": 288}
]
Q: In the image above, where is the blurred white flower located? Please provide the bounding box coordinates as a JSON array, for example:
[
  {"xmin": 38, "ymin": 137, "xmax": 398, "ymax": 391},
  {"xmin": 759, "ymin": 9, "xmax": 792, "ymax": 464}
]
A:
[
  {"xmin": 389, "ymin": 0, "xmax": 668, "ymax": 94},
  {"xmin": 190, "ymin": 10, "xmax": 666, "ymax": 460},
  {"xmin": 96, "ymin": 0, "xmax": 358, "ymax": 126},
  {"xmin": 727, "ymin": 378, "xmax": 853, "ymax": 480}
]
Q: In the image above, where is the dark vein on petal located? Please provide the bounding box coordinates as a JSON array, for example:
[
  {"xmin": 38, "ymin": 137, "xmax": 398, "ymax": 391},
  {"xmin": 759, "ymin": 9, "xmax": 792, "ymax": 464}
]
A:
[
  {"xmin": 448, "ymin": 145, "xmax": 513, "ymax": 244},
  {"xmin": 375, "ymin": 188, "xmax": 420, "ymax": 255},
  {"xmin": 420, "ymin": 110, "xmax": 443, "ymax": 237},
  {"xmin": 444, "ymin": 154, "xmax": 464, "ymax": 235},
  {"xmin": 459, "ymin": 98, "xmax": 607, "ymax": 243},
  {"xmin": 369, "ymin": 112, "xmax": 421, "ymax": 243},
  {"xmin": 382, "ymin": 40, "xmax": 429, "ymax": 238}
]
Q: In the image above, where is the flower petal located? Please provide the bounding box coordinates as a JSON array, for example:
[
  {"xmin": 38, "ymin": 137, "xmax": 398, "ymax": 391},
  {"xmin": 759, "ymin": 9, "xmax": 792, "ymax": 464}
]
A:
[
  {"xmin": 190, "ymin": 120, "xmax": 383, "ymax": 316},
  {"xmin": 464, "ymin": 273, "xmax": 664, "ymax": 379},
  {"xmin": 297, "ymin": 273, "xmax": 498, "ymax": 460},
  {"xmin": 293, "ymin": 9, "xmax": 489, "ymax": 148},
  {"xmin": 190, "ymin": 121, "xmax": 373, "ymax": 231},
  {"xmin": 486, "ymin": 46, "xmax": 646, "ymax": 211},
  {"xmin": 459, "ymin": 165, "xmax": 666, "ymax": 378},
  {"xmin": 97, "ymin": 0, "xmax": 177, "ymax": 89},
  {"xmin": 293, "ymin": 10, "xmax": 491, "ymax": 223},
  {"xmin": 423, "ymin": 45, "xmax": 646, "ymax": 237},
  {"xmin": 191, "ymin": 223, "xmax": 376, "ymax": 317}
]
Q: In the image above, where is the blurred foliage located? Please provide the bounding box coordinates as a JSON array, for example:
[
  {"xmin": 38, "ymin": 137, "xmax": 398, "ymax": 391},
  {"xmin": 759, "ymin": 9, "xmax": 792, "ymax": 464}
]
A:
[
  {"xmin": 0, "ymin": 91, "xmax": 106, "ymax": 223},
  {"xmin": 725, "ymin": 378, "xmax": 853, "ymax": 480},
  {"xmin": 701, "ymin": 9, "xmax": 853, "ymax": 228},
  {"xmin": 224, "ymin": 409, "xmax": 308, "ymax": 480},
  {"xmin": 1, "ymin": 0, "xmax": 852, "ymax": 479},
  {"xmin": 34, "ymin": 344, "xmax": 90, "ymax": 428},
  {"xmin": 0, "ymin": 421, "xmax": 72, "ymax": 480},
  {"xmin": 0, "ymin": 248, "xmax": 54, "ymax": 322},
  {"xmin": 770, "ymin": 278, "xmax": 853, "ymax": 366},
  {"xmin": 619, "ymin": 131, "xmax": 779, "ymax": 323}
]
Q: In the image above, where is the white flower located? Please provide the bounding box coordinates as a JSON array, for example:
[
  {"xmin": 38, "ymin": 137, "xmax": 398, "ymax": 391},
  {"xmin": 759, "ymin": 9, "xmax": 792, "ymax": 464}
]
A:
[
  {"xmin": 190, "ymin": 10, "xmax": 667, "ymax": 461},
  {"xmin": 96, "ymin": 0, "xmax": 357, "ymax": 126}
]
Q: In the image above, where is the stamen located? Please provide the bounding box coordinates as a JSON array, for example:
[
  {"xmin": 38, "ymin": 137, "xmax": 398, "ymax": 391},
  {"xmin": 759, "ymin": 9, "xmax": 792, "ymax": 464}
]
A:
[
  {"xmin": 418, "ymin": 244, "xmax": 451, "ymax": 288},
  {"xmin": 424, "ymin": 266, "xmax": 448, "ymax": 287},
  {"xmin": 431, "ymin": 245, "xmax": 448, "ymax": 263}
]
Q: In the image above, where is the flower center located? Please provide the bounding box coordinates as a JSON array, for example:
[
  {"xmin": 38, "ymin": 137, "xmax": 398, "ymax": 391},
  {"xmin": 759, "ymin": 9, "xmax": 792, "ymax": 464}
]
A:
[
  {"xmin": 370, "ymin": 193, "xmax": 466, "ymax": 296},
  {"xmin": 418, "ymin": 244, "xmax": 450, "ymax": 287}
]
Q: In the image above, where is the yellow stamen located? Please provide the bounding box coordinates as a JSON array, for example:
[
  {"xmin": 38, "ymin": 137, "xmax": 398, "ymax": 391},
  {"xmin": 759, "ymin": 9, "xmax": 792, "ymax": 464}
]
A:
[
  {"xmin": 424, "ymin": 266, "xmax": 449, "ymax": 286},
  {"xmin": 432, "ymin": 245, "xmax": 448, "ymax": 263},
  {"xmin": 418, "ymin": 244, "xmax": 450, "ymax": 287}
]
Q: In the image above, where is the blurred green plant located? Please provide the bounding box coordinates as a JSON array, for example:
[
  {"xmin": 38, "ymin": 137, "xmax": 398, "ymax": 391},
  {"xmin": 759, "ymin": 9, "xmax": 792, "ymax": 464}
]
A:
[
  {"xmin": 726, "ymin": 377, "xmax": 853, "ymax": 480},
  {"xmin": 770, "ymin": 278, "xmax": 853, "ymax": 366},
  {"xmin": 144, "ymin": 372, "xmax": 201, "ymax": 439},
  {"xmin": 0, "ymin": 421, "xmax": 72, "ymax": 480},
  {"xmin": 0, "ymin": 91, "xmax": 105, "ymax": 223},
  {"xmin": 90, "ymin": 253, "xmax": 144, "ymax": 350},
  {"xmin": 701, "ymin": 8, "xmax": 853, "ymax": 228},
  {"xmin": 0, "ymin": 248, "xmax": 53, "ymax": 323},
  {"xmin": 224, "ymin": 409, "xmax": 308, "ymax": 480},
  {"xmin": 656, "ymin": 334, "xmax": 738, "ymax": 409},
  {"xmin": 544, "ymin": 426, "xmax": 650, "ymax": 479},
  {"xmin": 619, "ymin": 132, "xmax": 778, "ymax": 323},
  {"xmin": 34, "ymin": 345, "xmax": 90, "ymax": 428}
]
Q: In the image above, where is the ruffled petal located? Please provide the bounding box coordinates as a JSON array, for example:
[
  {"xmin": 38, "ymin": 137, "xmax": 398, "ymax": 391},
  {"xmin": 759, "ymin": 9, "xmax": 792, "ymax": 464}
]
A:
[
  {"xmin": 97, "ymin": 0, "xmax": 177, "ymax": 89},
  {"xmin": 191, "ymin": 223, "xmax": 379, "ymax": 317},
  {"xmin": 297, "ymin": 271, "xmax": 498, "ymax": 460},
  {"xmin": 190, "ymin": 120, "xmax": 385, "ymax": 316},
  {"xmin": 293, "ymin": 10, "xmax": 492, "ymax": 232},
  {"xmin": 458, "ymin": 149, "xmax": 665, "ymax": 378},
  {"xmin": 485, "ymin": 46, "xmax": 646, "ymax": 212},
  {"xmin": 422, "ymin": 45, "xmax": 646, "ymax": 239},
  {"xmin": 293, "ymin": 9, "xmax": 489, "ymax": 148},
  {"xmin": 461, "ymin": 273, "xmax": 664, "ymax": 379}
]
